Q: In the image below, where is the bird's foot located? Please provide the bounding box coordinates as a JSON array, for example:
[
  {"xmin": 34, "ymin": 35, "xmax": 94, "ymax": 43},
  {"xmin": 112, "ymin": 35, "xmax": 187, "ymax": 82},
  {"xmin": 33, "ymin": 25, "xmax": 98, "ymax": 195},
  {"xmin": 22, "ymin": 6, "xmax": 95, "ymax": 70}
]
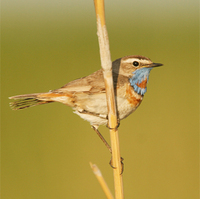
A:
[{"xmin": 109, "ymin": 156, "xmax": 124, "ymax": 175}]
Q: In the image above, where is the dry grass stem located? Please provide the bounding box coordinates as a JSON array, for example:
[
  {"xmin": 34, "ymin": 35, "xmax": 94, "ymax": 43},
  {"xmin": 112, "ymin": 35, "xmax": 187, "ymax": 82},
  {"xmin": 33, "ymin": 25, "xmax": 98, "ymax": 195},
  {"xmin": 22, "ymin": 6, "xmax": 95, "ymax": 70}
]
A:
[
  {"xmin": 93, "ymin": 0, "xmax": 124, "ymax": 198},
  {"xmin": 90, "ymin": 162, "xmax": 114, "ymax": 199}
]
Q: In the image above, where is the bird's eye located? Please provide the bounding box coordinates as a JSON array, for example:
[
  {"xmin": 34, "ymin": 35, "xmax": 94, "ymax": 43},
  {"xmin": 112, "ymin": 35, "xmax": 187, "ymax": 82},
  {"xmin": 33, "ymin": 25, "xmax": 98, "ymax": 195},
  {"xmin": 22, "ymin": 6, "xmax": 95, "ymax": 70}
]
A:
[{"xmin": 133, "ymin": 61, "xmax": 139, "ymax": 67}]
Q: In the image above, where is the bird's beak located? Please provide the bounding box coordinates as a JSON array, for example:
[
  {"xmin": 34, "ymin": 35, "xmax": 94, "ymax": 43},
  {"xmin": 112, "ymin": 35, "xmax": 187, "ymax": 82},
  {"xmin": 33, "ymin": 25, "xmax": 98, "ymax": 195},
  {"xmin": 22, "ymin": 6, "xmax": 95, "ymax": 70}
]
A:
[{"xmin": 147, "ymin": 63, "xmax": 163, "ymax": 68}]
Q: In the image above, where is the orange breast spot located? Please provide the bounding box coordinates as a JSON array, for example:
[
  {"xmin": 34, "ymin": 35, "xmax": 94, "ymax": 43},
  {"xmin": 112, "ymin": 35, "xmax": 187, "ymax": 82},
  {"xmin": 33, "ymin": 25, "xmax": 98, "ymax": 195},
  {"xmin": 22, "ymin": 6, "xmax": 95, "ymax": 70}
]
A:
[
  {"xmin": 136, "ymin": 78, "xmax": 147, "ymax": 89},
  {"xmin": 126, "ymin": 84, "xmax": 142, "ymax": 107}
]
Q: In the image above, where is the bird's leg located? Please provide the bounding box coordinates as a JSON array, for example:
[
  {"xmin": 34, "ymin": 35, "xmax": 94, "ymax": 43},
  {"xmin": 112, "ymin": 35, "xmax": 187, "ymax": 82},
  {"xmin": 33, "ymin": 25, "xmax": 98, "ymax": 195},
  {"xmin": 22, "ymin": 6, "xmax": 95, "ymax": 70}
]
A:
[
  {"xmin": 91, "ymin": 125, "xmax": 124, "ymax": 174},
  {"xmin": 92, "ymin": 125, "xmax": 112, "ymax": 154}
]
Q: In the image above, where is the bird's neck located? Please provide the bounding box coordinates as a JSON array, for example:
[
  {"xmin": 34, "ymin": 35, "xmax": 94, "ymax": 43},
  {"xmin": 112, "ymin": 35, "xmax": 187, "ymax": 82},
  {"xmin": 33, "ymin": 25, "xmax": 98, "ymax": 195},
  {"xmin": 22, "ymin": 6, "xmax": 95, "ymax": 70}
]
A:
[{"xmin": 129, "ymin": 68, "xmax": 152, "ymax": 95}]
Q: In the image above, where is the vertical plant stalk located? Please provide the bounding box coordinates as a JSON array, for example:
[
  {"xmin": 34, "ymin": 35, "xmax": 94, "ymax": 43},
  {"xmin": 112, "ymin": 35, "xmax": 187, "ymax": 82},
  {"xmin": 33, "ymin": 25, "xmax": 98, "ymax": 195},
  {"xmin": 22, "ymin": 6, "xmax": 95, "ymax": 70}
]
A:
[
  {"xmin": 93, "ymin": 0, "xmax": 124, "ymax": 198},
  {"xmin": 90, "ymin": 162, "xmax": 114, "ymax": 199}
]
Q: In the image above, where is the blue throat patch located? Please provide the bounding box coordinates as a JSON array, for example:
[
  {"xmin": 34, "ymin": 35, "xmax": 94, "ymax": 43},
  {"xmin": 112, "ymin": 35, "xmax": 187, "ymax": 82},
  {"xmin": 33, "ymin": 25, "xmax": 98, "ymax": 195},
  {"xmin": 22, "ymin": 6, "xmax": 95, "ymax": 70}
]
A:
[{"xmin": 129, "ymin": 67, "xmax": 152, "ymax": 95}]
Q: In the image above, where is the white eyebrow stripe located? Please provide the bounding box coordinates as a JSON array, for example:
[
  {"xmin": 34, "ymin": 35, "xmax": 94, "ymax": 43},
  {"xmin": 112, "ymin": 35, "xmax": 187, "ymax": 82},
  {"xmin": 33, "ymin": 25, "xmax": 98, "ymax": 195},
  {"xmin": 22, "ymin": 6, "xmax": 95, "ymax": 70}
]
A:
[{"xmin": 123, "ymin": 58, "xmax": 140, "ymax": 63}]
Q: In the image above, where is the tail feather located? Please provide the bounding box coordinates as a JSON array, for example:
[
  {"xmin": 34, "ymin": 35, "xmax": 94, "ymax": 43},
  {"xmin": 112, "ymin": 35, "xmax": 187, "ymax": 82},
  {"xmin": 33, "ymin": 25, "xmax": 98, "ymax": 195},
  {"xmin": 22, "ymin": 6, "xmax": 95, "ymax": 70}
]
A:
[{"xmin": 9, "ymin": 93, "xmax": 51, "ymax": 110}]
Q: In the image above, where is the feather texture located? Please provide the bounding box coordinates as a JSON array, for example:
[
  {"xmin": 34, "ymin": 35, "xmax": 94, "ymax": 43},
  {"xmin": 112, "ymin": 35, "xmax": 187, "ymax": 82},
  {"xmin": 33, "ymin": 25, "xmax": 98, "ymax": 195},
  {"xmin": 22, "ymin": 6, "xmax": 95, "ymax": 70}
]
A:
[{"xmin": 9, "ymin": 93, "xmax": 50, "ymax": 110}]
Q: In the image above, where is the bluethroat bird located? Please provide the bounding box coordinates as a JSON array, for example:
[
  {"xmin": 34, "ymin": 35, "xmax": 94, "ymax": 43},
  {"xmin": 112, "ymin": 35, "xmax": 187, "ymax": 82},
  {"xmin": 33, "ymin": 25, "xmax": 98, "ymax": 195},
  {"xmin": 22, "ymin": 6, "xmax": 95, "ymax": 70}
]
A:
[{"xmin": 9, "ymin": 55, "xmax": 162, "ymax": 158}]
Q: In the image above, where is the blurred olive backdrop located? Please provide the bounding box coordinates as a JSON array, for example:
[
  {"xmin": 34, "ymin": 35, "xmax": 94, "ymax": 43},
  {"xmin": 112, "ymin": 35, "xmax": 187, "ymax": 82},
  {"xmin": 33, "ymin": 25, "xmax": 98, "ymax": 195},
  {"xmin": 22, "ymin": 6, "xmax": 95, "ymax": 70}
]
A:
[{"xmin": 2, "ymin": 0, "xmax": 199, "ymax": 198}]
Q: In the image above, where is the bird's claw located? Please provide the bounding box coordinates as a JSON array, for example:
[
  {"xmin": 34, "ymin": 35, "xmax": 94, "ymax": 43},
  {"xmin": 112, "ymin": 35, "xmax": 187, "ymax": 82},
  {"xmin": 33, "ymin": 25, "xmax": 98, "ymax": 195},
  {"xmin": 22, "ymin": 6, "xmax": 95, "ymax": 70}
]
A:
[{"xmin": 109, "ymin": 156, "xmax": 124, "ymax": 175}]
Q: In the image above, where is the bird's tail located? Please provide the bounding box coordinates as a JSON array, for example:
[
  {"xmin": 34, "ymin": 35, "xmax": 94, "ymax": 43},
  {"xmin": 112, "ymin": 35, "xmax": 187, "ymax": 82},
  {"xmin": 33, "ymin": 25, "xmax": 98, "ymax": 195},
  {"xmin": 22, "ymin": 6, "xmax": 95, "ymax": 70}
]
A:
[{"xmin": 9, "ymin": 93, "xmax": 52, "ymax": 110}]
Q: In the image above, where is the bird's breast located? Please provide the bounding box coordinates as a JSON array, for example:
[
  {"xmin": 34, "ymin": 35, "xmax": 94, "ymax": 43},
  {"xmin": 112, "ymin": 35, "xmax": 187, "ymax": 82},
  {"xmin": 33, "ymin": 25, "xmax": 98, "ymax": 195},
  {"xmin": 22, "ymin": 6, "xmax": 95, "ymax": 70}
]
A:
[
  {"xmin": 125, "ymin": 83, "xmax": 143, "ymax": 107},
  {"xmin": 115, "ymin": 83, "xmax": 143, "ymax": 120}
]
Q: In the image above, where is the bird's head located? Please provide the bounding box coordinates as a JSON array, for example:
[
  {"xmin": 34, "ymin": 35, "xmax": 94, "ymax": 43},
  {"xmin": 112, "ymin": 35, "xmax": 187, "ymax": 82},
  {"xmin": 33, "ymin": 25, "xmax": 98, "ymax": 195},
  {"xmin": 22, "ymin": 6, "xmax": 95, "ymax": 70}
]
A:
[{"xmin": 113, "ymin": 55, "xmax": 163, "ymax": 95}]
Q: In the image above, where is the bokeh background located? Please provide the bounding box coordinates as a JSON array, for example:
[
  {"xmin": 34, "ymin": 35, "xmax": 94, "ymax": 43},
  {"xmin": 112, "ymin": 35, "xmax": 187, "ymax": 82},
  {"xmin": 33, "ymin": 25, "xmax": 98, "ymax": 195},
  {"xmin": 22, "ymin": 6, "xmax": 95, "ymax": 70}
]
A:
[{"xmin": 2, "ymin": 0, "xmax": 199, "ymax": 198}]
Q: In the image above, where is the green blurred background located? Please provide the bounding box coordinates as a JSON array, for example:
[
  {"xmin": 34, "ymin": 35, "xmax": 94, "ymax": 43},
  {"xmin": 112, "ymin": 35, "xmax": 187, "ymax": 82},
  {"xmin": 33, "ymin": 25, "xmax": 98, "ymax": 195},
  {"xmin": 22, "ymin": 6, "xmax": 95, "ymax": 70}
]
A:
[{"xmin": 2, "ymin": 0, "xmax": 199, "ymax": 198}]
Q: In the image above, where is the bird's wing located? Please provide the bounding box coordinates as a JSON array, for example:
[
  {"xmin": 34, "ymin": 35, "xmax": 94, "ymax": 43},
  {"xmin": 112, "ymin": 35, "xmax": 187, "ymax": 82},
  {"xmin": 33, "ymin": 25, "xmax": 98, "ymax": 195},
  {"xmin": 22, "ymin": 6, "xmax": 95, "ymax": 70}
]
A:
[
  {"xmin": 53, "ymin": 69, "xmax": 106, "ymax": 94},
  {"xmin": 52, "ymin": 66, "xmax": 130, "ymax": 94}
]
